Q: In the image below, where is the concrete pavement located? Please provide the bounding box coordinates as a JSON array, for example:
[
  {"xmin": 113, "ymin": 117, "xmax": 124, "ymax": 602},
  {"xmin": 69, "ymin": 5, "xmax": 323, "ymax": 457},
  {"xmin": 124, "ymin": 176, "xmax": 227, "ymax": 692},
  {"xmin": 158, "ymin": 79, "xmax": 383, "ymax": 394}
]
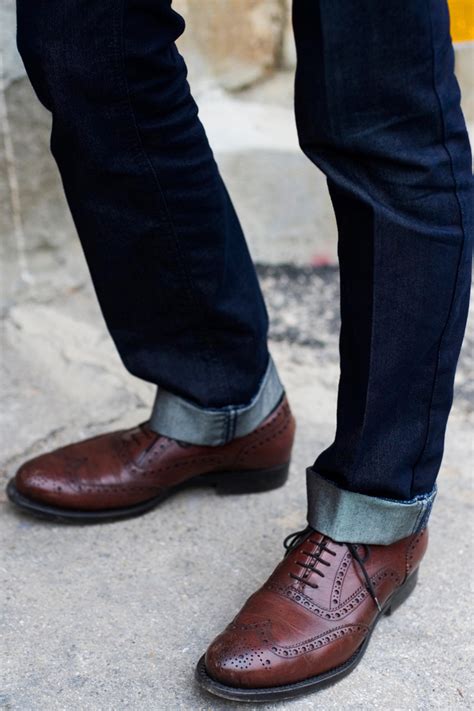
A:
[{"xmin": 0, "ymin": 247, "xmax": 472, "ymax": 709}]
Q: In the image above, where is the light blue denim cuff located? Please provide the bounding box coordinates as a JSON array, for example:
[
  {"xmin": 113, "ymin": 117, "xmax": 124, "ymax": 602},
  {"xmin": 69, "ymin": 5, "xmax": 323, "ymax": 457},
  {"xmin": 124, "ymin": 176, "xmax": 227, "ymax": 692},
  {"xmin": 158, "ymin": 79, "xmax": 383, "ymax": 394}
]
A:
[
  {"xmin": 149, "ymin": 356, "xmax": 284, "ymax": 446},
  {"xmin": 306, "ymin": 468, "xmax": 436, "ymax": 545}
]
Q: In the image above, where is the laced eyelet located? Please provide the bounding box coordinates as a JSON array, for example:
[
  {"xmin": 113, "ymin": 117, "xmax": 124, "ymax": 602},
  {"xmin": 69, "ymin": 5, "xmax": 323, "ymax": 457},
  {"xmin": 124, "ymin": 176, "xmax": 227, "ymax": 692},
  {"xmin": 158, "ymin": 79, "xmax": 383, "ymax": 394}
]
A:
[
  {"xmin": 289, "ymin": 572, "xmax": 318, "ymax": 588},
  {"xmin": 284, "ymin": 528, "xmax": 383, "ymax": 611}
]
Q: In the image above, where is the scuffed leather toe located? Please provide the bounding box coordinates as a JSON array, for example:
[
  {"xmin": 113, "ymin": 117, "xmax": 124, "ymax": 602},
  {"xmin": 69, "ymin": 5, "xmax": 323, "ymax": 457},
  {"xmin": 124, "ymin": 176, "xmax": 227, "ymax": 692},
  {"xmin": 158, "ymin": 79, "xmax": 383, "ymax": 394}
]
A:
[
  {"xmin": 15, "ymin": 454, "xmax": 71, "ymax": 507},
  {"xmin": 200, "ymin": 529, "xmax": 429, "ymax": 697}
]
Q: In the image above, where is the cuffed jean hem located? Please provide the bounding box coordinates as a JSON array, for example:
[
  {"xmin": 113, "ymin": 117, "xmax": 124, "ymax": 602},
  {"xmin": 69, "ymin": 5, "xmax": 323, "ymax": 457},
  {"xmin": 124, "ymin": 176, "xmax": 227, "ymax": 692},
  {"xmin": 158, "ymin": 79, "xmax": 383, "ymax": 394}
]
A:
[
  {"xmin": 149, "ymin": 356, "xmax": 284, "ymax": 446},
  {"xmin": 306, "ymin": 468, "xmax": 436, "ymax": 545}
]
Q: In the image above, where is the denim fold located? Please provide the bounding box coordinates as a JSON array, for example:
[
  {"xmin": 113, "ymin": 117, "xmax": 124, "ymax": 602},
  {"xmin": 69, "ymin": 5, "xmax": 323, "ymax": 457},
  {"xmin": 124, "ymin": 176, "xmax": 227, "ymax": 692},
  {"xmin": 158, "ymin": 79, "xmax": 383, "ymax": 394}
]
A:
[
  {"xmin": 149, "ymin": 357, "xmax": 284, "ymax": 446},
  {"xmin": 306, "ymin": 468, "xmax": 436, "ymax": 546}
]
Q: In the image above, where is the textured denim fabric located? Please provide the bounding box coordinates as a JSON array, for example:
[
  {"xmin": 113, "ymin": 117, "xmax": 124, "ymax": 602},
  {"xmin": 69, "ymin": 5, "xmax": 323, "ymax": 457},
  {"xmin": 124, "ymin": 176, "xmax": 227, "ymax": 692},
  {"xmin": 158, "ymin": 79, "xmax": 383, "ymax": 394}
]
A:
[
  {"xmin": 293, "ymin": 0, "xmax": 472, "ymax": 522},
  {"xmin": 16, "ymin": 0, "xmax": 270, "ymax": 411},
  {"xmin": 150, "ymin": 356, "xmax": 284, "ymax": 445},
  {"xmin": 306, "ymin": 468, "xmax": 436, "ymax": 545},
  {"xmin": 16, "ymin": 0, "xmax": 472, "ymax": 538}
]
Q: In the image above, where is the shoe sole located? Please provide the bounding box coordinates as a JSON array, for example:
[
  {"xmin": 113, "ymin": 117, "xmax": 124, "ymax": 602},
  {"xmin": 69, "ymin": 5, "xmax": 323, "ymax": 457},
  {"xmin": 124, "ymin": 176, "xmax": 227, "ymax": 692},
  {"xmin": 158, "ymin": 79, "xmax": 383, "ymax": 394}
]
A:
[
  {"xmin": 5, "ymin": 462, "xmax": 290, "ymax": 524},
  {"xmin": 195, "ymin": 567, "xmax": 419, "ymax": 702}
]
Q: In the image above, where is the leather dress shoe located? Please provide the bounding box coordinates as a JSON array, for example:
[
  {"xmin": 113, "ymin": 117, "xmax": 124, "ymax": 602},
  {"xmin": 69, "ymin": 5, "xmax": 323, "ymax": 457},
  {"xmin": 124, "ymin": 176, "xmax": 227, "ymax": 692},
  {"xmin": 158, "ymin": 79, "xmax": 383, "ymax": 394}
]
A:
[
  {"xmin": 197, "ymin": 525, "xmax": 428, "ymax": 702},
  {"xmin": 7, "ymin": 397, "xmax": 295, "ymax": 523}
]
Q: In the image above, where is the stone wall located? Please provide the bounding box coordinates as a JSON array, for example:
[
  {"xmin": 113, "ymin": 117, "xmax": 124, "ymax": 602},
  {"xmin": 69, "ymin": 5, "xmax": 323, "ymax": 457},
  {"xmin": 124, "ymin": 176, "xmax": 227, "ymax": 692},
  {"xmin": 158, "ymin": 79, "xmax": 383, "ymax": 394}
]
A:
[{"xmin": 174, "ymin": 0, "xmax": 289, "ymax": 90}]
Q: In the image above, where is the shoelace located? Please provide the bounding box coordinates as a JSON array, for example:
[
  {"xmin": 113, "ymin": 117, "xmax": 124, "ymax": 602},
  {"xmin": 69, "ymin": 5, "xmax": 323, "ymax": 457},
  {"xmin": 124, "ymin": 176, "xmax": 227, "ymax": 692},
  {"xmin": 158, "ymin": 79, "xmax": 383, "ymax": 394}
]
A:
[{"xmin": 283, "ymin": 526, "xmax": 382, "ymax": 612}]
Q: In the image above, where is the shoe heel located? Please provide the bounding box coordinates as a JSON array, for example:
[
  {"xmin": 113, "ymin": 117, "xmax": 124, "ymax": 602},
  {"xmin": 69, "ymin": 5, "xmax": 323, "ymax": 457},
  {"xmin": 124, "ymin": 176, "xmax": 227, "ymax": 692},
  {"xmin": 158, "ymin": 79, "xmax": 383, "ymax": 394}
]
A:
[
  {"xmin": 202, "ymin": 462, "xmax": 290, "ymax": 495},
  {"xmin": 384, "ymin": 568, "xmax": 419, "ymax": 616}
]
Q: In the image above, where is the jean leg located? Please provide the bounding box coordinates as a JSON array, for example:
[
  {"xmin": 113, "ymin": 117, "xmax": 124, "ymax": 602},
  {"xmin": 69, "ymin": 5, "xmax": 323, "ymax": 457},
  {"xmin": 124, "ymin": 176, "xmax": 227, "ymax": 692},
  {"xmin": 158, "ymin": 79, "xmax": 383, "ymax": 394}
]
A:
[
  {"xmin": 16, "ymin": 0, "xmax": 274, "ymax": 416},
  {"xmin": 293, "ymin": 0, "xmax": 472, "ymax": 542}
]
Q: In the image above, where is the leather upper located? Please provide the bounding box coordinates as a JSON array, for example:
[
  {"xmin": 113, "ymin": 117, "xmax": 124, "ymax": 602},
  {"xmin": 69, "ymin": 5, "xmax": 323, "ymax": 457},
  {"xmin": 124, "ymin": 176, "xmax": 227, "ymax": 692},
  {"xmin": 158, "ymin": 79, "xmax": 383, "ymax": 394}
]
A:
[
  {"xmin": 204, "ymin": 527, "xmax": 428, "ymax": 688},
  {"xmin": 14, "ymin": 397, "xmax": 295, "ymax": 510}
]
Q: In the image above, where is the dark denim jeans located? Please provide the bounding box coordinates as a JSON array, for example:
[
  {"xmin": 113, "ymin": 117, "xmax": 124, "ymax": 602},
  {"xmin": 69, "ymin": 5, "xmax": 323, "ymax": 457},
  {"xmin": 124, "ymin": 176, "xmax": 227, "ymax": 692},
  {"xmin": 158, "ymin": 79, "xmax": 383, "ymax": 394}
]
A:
[{"xmin": 16, "ymin": 0, "xmax": 472, "ymax": 543}]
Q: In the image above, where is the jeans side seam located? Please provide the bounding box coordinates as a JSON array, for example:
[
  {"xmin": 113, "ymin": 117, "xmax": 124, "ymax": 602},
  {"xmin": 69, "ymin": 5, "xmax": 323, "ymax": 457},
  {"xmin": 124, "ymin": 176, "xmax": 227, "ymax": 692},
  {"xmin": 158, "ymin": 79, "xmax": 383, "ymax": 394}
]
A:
[
  {"xmin": 410, "ymin": 0, "xmax": 467, "ymax": 497},
  {"xmin": 116, "ymin": 0, "xmax": 232, "ymax": 403},
  {"xmin": 352, "ymin": 203, "xmax": 378, "ymax": 474},
  {"xmin": 225, "ymin": 409, "xmax": 235, "ymax": 443},
  {"xmin": 335, "ymin": 183, "xmax": 378, "ymax": 475},
  {"xmin": 415, "ymin": 495, "xmax": 434, "ymax": 532},
  {"xmin": 411, "ymin": 503, "xmax": 425, "ymax": 535}
]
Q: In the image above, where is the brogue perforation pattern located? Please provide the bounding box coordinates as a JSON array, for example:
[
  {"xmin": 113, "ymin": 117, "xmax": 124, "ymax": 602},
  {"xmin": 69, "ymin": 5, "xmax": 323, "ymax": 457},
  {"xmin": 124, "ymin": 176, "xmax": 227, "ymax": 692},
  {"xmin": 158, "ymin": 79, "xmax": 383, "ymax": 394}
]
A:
[
  {"xmin": 405, "ymin": 529, "xmax": 426, "ymax": 575},
  {"xmin": 270, "ymin": 623, "xmax": 369, "ymax": 658},
  {"xmin": 218, "ymin": 622, "xmax": 370, "ymax": 672},
  {"xmin": 330, "ymin": 550, "xmax": 352, "ymax": 608},
  {"xmin": 234, "ymin": 404, "xmax": 293, "ymax": 465},
  {"xmin": 267, "ymin": 566, "xmax": 401, "ymax": 620}
]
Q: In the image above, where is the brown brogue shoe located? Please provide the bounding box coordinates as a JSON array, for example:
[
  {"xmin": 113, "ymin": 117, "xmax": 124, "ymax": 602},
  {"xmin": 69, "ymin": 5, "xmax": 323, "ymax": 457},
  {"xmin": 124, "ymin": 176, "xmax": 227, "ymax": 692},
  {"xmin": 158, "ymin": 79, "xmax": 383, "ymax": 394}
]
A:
[
  {"xmin": 7, "ymin": 397, "xmax": 295, "ymax": 523},
  {"xmin": 197, "ymin": 526, "xmax": 428, "ymax": 702}
]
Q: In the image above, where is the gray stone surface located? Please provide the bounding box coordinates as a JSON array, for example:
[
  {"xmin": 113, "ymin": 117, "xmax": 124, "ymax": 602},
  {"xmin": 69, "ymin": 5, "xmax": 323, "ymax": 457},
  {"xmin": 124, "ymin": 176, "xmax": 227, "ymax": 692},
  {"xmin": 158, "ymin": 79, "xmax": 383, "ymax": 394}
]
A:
[
  {"xmin": 174, "ymin": 0, "xmax": 285, "ymax": 91},
  {"xmin": 0, "ymin": 2, "xmax": 25, "ymax": 86},
  {"xmin": 0, "ymin": 239, "xmax": 473, "ymax": 709},
  {"xmin": 455, "ymin": 43, "xmax": 474, "ymax": 123}
]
